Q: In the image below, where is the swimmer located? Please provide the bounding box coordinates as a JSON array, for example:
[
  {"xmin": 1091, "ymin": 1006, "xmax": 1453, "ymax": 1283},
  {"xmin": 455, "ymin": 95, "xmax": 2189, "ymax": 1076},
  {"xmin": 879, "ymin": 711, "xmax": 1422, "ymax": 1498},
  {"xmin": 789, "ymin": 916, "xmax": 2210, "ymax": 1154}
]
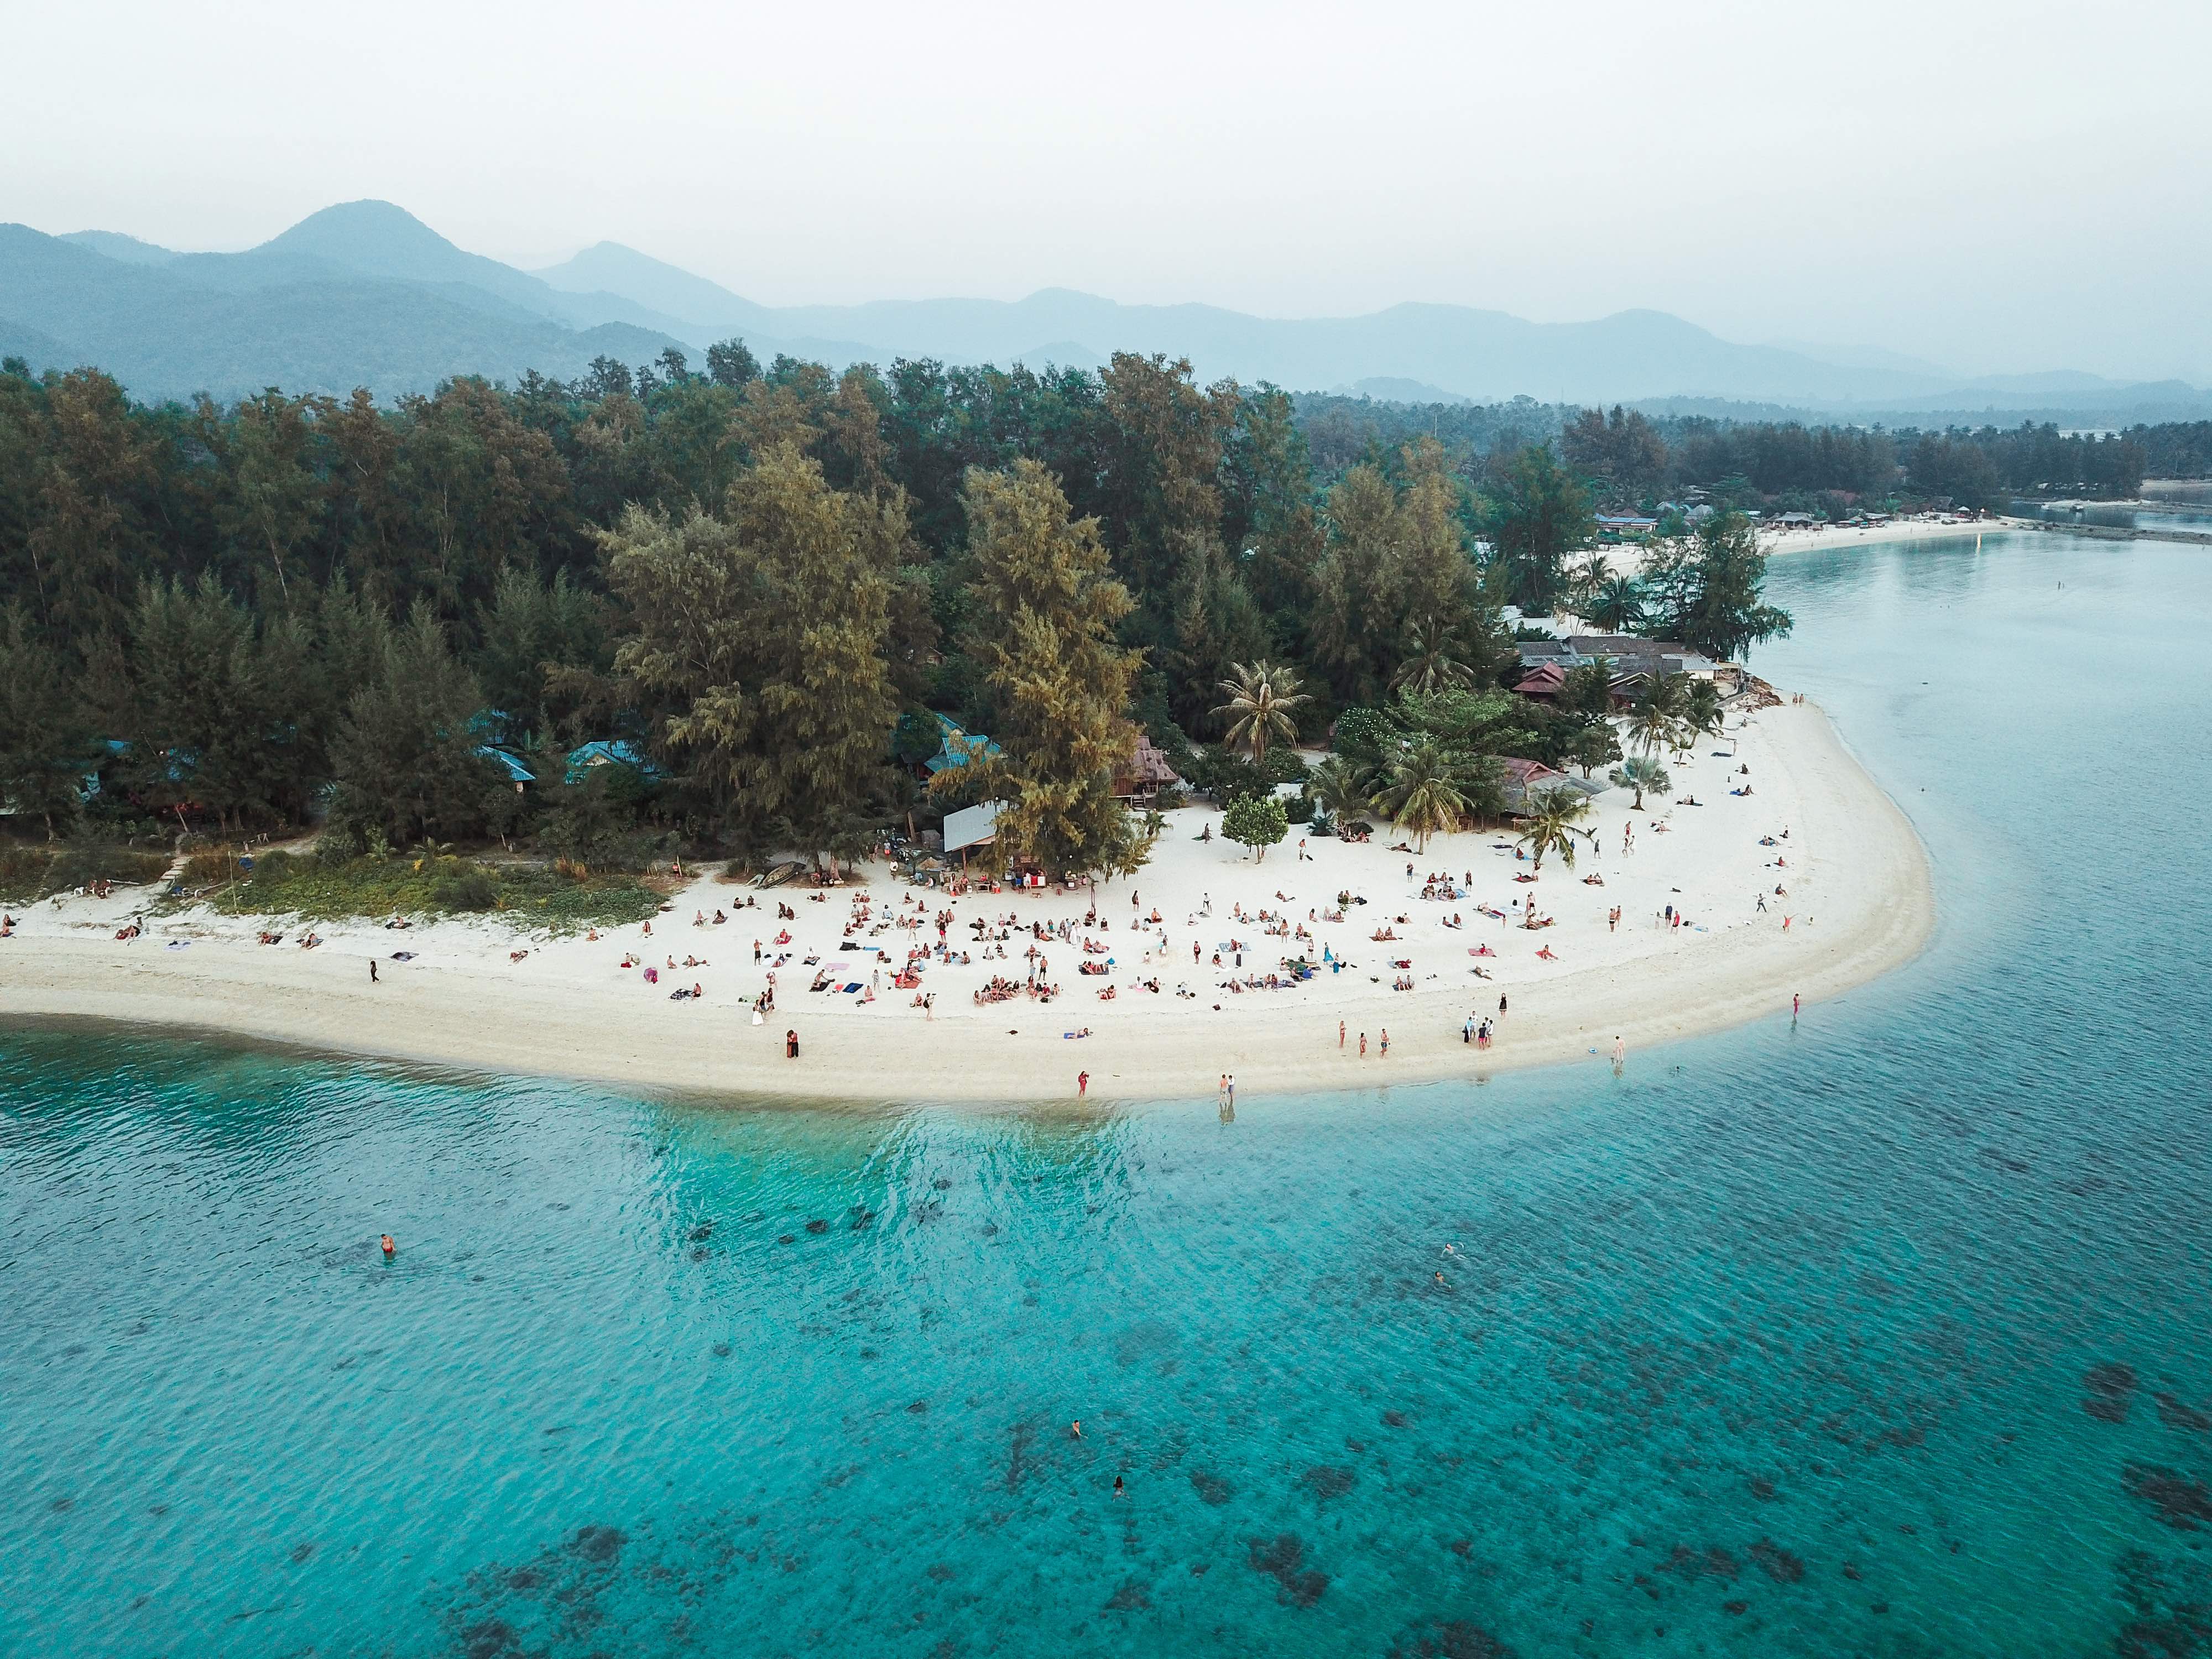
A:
[
  {"xmin": 380, "ymin": 1234, "xmax": 395, "ymax": 1256},
  {"xmin": 1071, "ymin": 1420, "xmax": 1082, "ymax": 1439},
  {"xmin": 1113, "ymin": 1475, "xmax": 1125, "ymax": 1499}
]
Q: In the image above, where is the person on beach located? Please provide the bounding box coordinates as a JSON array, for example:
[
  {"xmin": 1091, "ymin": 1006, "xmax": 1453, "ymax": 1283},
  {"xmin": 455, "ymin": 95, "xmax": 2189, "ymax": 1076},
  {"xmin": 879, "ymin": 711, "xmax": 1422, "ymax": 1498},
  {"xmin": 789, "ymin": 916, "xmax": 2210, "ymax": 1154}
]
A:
[
  {"xmin": 1379, "ymin": 1030, "xmax": 1389, "ymax": 1057},
  {"xmin": 1611, "ymin": 1035, "xmax": 1625, "ymax": 1067},
  {"xmin": 1359, "ymin": 1032, "xmax": 1368, "ymax": 1057},
  {"xmin": 1793, "ymin": 992, "xmax": 1801, "ymax": 1019},
  {"xmin": 1498, "ymin": 993, "xmax": 1508, "ymax": 1016},
  {"xmin": 1078, "ymin": 1070, "xmax": 1089, "ymax": 1096},
  {"xmin": 785, "ymin": 1029, "xmax": 799, "ymax": 1058},
  {"xmin": 1225, "ymin": 1074, "xmax": 1235, "ymax": 1107},
  {"xmin": 1339, "ymin": 1020, "xmax": 1346, "ymax": 1048},
  {"xmin": 369, "ymin": 959, "xmax": 378, "ymax": 984}
]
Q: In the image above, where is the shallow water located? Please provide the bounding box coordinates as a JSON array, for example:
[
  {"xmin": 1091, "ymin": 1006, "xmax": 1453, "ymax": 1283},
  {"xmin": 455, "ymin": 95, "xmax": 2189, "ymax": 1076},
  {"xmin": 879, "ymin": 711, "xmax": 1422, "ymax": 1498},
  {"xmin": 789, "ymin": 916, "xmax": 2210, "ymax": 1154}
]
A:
[{"xmin": 6, "ymin": 531, "xmax": 2212, "ymax": 1658}]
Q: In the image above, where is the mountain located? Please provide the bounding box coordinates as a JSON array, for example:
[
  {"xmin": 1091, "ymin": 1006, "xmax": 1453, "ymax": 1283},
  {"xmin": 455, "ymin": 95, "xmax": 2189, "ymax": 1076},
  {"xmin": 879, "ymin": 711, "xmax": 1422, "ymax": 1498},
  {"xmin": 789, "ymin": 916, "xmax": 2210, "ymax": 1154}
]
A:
[
  {"xmin": 1332, "ymin": 376, "xmax": 1473, "ymax": 405},
  {"xmin": 0, "ymin": 223, "xmax": 693, "ymax": 401},
  {"xmin": 535, "ymin": 241, "xmax": 772, "ymax": 332},
  {"xmin": 12, "ymin": 200, "xmax": 2204, "ymax": 419},
  {"xmin": 59, "ymin": 229, "xmax": 178, "ymax": 266}
]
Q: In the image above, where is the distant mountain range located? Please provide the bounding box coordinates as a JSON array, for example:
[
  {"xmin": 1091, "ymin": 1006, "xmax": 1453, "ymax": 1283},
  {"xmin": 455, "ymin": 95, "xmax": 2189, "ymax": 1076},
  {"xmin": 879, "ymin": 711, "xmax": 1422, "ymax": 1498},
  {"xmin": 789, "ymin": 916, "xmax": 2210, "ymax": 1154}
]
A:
[{"xmin": 4, "ymin": 200, "xmax": 2206, "ymax": 424}]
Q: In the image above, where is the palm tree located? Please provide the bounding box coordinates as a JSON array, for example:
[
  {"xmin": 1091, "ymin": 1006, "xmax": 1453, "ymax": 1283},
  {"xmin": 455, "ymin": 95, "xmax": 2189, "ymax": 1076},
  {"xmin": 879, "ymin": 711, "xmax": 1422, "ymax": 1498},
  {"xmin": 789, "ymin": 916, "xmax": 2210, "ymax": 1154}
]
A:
[
  {"xmin": 1608, "ymin": 755, "xmax": 1671, "ymax": 810},
  {"xmin": 1371, "ymin": 738, "xmax": 1472, "ymax": 853},
  {"xmin": 1585, "ymin": 573, "xmax": 1645, "ymax": 633},
  {"xmin": 1213, "ymin": 661, "xmax": 1310, "ymax": 767},
  {"xmin": 1625, "ymin": 670, "xmax": 1690, "ymax": 757},
  {"xmin": 1389, "ymin": 614, "xmax": 1475, "ymax": 694},
  {"xmin": 1516, "ymin": 784, "xmax": 1592, "ymax": 875},
  {"xmin": 1305, "ymin": 755, "xmax": 1371, "ymax": 822},
  {"xmin": 1685, "ymin": 678, "xmax": 1725, "ymax": 748}
]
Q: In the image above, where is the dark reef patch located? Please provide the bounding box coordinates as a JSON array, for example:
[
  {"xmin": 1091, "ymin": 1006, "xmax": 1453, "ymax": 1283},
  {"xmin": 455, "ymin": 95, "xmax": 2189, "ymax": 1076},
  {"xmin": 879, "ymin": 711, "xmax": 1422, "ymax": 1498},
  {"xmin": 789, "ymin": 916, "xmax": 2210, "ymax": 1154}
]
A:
[
  {"xmin": 2124, "ymin": 1465, "xmax": 2212, "ymax": 1531},
  {"xmin": 1248, "ymin": 1533, "xmax": 1329, "ymax": 1607},
  {"xmin": 568, "ymin": 1525, "xmax": 625, "ymax": 1563},
  {"xmin": 1749, "ymin": 1540, "xmax": 1804, "ymax": 1583},
  {"xmin": 2155, "ymin": 1394, "xmax": 2212, "ymax": 1432},
  {"xmin": 1302, "ymin": 1464, "xmax": 1357, "ymax": 1501},
  {"xmin": 1386, "ymin": 1618, "xmax": 1516, "ymax": 1657}
]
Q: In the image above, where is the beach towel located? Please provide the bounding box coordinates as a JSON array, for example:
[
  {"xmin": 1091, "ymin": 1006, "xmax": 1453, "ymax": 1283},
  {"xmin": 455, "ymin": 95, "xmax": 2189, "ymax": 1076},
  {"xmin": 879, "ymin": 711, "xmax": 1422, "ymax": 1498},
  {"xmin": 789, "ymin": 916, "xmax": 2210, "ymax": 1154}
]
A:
[
  {"xmin": 390, "ymin": 951, "xmax": 416, "ymax": 961},
  {"xmin": 842, "ymin": 983, "xmax": 862, "ymax": 994}
]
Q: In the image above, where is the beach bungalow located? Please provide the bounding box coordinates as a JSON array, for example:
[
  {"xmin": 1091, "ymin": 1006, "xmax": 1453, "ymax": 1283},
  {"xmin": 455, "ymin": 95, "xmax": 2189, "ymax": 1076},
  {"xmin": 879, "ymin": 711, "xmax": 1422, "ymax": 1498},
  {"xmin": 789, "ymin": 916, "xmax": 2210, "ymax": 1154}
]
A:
[
  {"xmin": 478, "ymin": 747, "xmax": 536, "ymax": 792},
  {"xmin": 564, "ymin": 739, "xmax": 660, "ymax": 786},
  {"xmin": 1510, "ymin": 660, "xmax": 1567, "ymax": 701},
  {"xmin": 1111, "ymin": 734, "xmax": 1182, "ymax": 805},
  {"xmin": 921, "ymin": 712, "xmax": 1001, "ymax": 779}
]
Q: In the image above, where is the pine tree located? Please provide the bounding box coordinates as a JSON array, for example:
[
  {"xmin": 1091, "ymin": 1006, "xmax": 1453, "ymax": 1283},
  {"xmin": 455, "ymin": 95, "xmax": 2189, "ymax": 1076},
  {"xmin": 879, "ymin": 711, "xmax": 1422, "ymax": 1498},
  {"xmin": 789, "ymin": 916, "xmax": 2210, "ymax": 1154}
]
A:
[{"xmin": 944, "ymin": 461, "xmax": 1144, "ymax": 879}]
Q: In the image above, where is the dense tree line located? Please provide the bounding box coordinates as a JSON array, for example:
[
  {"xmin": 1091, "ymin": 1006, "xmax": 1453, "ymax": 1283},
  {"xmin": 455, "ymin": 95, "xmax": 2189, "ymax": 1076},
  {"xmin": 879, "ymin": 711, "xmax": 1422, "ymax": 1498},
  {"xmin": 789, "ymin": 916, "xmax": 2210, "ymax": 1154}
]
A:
[
  {"xmin": 0, "ymin": 347, "xmax": 1793, "ymax": 872},
  {"xmin": 1302, "ymin": 393, "xmax": 2168, "ymax": 512}
]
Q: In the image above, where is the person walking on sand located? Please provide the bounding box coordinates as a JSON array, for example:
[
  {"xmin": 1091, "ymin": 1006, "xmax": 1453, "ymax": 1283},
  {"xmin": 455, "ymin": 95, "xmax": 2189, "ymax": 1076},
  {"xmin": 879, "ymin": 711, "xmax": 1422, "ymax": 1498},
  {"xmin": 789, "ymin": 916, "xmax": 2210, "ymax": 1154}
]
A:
[
  {"xmin": 1379, "ymin": 1029, "xmax": 1390, "ymax": 1057},
  {"xmin": 1339, "ymin": 1019, "xmax": 1347, "ymax": 1049},
  {"xmin": 369, "ymin": 959, "xmax": 378, "ymax": 984},
  {"xmin": 1078, "ymin": 1070, "xmax": 1089, "ymax": 1097},
  {"xmin": 1359, "ymin": 1032, "xmax": 1368, "ymax": 1057},
  {"xmin": 1498, "ymin": 993, "xmax": 1508, "ymax": 1016}
]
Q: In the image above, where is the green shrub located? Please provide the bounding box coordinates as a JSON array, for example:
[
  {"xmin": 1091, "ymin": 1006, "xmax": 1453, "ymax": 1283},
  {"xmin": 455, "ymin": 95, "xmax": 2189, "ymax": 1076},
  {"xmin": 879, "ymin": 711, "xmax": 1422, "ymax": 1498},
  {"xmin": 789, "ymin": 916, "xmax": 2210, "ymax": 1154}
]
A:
[
  {"xmin": 252, "ymin": 849, "xmax": 296, "ymax": 886},
  {"xmin": 1285, "ymin": 793, "xmax": 1314, "ymax": 825},
  {"xmin": 430, "ymin": 866, "xmax": 499, "ymax": 911}
]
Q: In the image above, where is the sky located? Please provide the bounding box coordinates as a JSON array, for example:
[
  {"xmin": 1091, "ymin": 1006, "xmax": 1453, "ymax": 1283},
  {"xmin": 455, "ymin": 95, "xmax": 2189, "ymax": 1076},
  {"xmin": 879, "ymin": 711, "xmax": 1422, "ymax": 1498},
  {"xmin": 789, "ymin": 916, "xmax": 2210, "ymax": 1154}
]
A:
[{"xmin": 7, "ymin": 0, "xmax": 2209, "ymax": 382}]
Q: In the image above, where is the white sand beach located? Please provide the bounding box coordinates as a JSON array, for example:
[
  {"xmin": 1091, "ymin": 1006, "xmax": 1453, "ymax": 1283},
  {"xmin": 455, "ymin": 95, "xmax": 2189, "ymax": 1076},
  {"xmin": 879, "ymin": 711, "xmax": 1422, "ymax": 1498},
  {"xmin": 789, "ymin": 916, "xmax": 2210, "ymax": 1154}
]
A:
[
  {"xmin": 0, "ymin": 700, "xmax": 1932, "ymax": 1104},
  {"xmin": 1758, "ymin": 517, "xmax": 1997, "ymax": 556}
]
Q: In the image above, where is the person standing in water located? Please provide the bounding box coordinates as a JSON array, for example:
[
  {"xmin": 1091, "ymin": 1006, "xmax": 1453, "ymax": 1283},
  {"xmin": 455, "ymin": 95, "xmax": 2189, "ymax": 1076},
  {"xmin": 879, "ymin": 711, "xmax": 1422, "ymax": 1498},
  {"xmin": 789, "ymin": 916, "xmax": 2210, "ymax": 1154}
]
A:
[{"xmin": 1611, "ymin": 1035, "xmax": 1625, "ymax": 1068}]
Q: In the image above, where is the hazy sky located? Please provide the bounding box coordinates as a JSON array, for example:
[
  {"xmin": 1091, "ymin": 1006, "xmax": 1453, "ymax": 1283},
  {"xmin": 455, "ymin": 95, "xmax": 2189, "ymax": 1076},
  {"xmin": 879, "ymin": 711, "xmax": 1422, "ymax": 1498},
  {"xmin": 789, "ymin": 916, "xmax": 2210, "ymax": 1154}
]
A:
[{"xmin": 8, "ymin": 0, "xmax": 2209, "ymax": 380}]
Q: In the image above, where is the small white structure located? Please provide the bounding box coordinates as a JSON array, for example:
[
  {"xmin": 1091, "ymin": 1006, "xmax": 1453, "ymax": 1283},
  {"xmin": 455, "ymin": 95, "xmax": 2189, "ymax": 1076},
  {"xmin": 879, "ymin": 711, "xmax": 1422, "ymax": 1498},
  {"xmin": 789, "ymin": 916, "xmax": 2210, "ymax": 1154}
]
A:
[{"xmin": 943, "ymin": 801, "xmax": 1003, "ymax": 854}]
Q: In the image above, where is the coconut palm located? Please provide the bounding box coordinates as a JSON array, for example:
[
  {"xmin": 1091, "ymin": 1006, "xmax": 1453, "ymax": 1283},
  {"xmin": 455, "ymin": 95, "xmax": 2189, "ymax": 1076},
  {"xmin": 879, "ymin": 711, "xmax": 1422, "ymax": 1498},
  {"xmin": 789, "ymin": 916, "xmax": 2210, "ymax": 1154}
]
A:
[
  {"xmin": 1608, "ymin": 755, "xmax": 1671, "ymax": 810},
  {"xmin": 1516, "ymin": 784, "xmax": 1592, "ymax": 875},
  {"xmin": 1625, "ymin": 670, "xmax": 1690, "ymax": 756},
  {"xmin": 1305, "ymin": 755, "xmax": 1372, "ymax": 822},
  {"xmin": 1371, "ymin": 738, "xmax": 1472, "ymax": 853},
  {"xmin": 1685, "ymin": 677, "xmax": 1725, "ymax": 747},
  {"xmin": 1585, "ymin": 573, "xmax": 1646, "ymax": 633},
  {"xmin": 1389, "ymin": 613, "xmax": 1475, "ymax": 694},
  {"xmin": 1212, "ymin": 661, "xmax": 1310, "ymax": 767}
]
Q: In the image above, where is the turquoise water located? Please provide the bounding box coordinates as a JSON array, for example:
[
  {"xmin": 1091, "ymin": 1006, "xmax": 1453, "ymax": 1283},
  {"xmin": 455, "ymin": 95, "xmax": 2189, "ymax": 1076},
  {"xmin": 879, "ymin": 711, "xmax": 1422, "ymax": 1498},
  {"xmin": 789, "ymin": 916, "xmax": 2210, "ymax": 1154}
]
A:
[{"xmin": 7, "ymin": 531, "xmax": 2212, "ymax": 1657}]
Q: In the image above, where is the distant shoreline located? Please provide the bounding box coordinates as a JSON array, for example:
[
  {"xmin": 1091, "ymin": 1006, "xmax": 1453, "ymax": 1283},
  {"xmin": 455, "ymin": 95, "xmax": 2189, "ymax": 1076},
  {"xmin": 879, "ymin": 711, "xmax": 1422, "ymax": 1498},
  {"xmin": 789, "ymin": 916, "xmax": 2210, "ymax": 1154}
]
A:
[{"xmin": 0, "ymin": 703, "xmax": 1933, "ymax": 1105}]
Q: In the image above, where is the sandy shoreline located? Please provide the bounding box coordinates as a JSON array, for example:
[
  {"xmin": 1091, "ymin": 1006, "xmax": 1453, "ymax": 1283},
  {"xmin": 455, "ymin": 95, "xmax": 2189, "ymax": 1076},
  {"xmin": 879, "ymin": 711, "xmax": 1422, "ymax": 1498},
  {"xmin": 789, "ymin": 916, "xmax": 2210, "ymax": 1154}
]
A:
[
  {"xmin": 1, "ymin": 701, "xmax": 1934, "ymax": 1105},
  {"xmin": 1759, "ymin": 517, "xmax": 1997, "ymax": 556}
]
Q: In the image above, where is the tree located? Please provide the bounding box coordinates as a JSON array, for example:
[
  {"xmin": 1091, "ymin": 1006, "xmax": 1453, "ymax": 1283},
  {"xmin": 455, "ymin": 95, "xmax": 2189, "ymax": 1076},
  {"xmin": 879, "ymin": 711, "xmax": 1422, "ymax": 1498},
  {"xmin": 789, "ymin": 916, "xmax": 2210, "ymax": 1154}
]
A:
[
  {"xmin": 1567, "ymin": 721, "xmax": 1621, "ymax": 778},
  {"xmin": 0, "ymin": 606, "xmax": 97, "ymax": 836},
  {"xmin": 329, "ymin": 603, "xmax": 499, "ymax": 846},
  {"xmin": 1685, "ymin": 677, "xmax": 1726, "ymax": 747},
  {"xmin": 1608, "ymin": 755, "xmax": 1671, "ymax": 810},
  {"xmin": 1390, "ymin": 613, "xmax": 1477, "ymax": 694},
  {"xmin": 1625, "ymin": 671, "xmax": 1691, "ymax": 757},
  {"xmin": 1516, "ymin": 783, "xmax": 1591, "ymax": 875},
  {"xmin": 1221, "ymin": 792, "xmax": 1288, "ymax": 862},
  {"xmin": 1482, "ymin": 445, "xmax": 1593, "ymax": 614},
  {"xmin": 1305, "ymin": 755, "xmax": 1371, "ymax": 822},
  {"xmin": 938, "ymin": 460, "xmax": 1144, "ymax": 879},
  {"xmin": 596, "ymin": 444, "xmax": 900, "ymax": 864},
  {"xmin": 1641, "ymin": 512, "xmax": 1793, "ymax": 662},
  {"xmin": 1585, "ymin": 572, "xmax": 1645, "ymax": 633},
  {"xmin": 1372, "ymin": 737, "xmax": 1474, "ymax": 852},
  {"xmin": 1212, "ymin": 660, "xmax": 1310, "ymax": 765}
]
